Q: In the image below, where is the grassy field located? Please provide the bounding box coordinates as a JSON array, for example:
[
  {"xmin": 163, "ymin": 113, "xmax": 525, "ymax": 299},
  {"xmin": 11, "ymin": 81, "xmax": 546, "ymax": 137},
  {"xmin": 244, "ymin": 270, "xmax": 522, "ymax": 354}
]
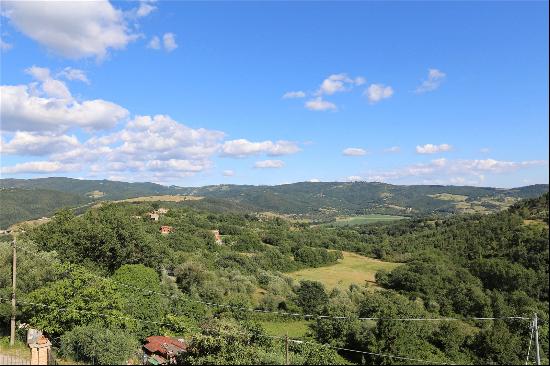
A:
[
  {"xmin": 288, "ymin": 251, "xmax": 401, "ymax": 290},
  {"xmin": 117, "ymin": 195, "xmax": 203, "ymax": 202},
  {"xmin": 260, "ymin": 320, "xmax": 312, "ymax": 338},
  {"xmin": 329, "ymin": 214, "xmax": 406, "ymax": 226}
]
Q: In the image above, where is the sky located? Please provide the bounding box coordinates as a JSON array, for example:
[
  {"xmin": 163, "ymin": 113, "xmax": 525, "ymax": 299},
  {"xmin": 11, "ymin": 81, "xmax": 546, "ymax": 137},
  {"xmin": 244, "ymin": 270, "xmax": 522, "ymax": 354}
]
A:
[{"xmin": 0, "ymin": 0, "xmax": 548, "ymax": 188}]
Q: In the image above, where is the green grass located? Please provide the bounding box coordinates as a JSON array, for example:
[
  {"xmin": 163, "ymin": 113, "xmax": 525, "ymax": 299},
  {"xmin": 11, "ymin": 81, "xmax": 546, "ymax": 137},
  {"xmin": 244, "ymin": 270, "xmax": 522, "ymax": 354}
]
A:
[
  {"xmin": 329, "ymin": 214, "xmax": 406, "ymax": 226},
  {"xmin": 0, "ymin": 337, "xmax": 30, "ymax": 360},
  {"xmin": 260, "ymin": 320, "xmax": 312, "ymax": 338},
  {"xmin": 288, "ymin": 251, "xmax": 402, "ymax": 290}
]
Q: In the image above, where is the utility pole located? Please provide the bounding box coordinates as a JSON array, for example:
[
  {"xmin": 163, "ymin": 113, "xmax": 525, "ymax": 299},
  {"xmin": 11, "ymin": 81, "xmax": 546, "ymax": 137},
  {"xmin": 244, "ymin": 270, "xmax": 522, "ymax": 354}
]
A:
[
  {"xmin": 534, "ymin": 313, "xmax": 541, "ymax": 366},
  {"xmin": 285, "ymin": 332, "xmax": 289, "ymax": 366},
  {"xmin": 10, "ymin": 238, "xmax": 17, "ymax": 346}
]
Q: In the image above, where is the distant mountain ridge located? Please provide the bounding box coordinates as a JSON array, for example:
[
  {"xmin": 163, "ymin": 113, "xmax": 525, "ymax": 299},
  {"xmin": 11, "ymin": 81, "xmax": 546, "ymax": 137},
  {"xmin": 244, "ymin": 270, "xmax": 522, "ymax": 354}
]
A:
[{"xmin": 0, "ymin": 177, "xmax": 548, "ymax": 228}]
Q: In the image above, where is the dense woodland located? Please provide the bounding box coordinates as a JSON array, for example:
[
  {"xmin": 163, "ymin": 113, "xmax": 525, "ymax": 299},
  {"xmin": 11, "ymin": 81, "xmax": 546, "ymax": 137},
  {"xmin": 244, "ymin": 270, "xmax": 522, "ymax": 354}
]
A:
[
  {"xmin": 1, "ymin": 177, "xmax": 547, "ymax": 228},
  {"xmin": 0, "ymin": 193, "xmax": 548, "ymax": 364}
]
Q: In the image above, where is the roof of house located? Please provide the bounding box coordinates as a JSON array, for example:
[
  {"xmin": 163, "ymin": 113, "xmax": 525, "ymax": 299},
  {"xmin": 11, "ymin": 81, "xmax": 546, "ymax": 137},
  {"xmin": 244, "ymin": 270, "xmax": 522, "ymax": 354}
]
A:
[{"xmin": 144, "ymin": 336, "xmax": 187, "ymax": 357}]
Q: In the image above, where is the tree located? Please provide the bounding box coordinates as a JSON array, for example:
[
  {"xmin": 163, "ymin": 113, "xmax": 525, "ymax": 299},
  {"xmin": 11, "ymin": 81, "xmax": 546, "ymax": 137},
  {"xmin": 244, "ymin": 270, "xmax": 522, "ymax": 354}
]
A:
[
  {"xmin": 22, "ymin": 264, "xmax": 127, "ymax": 336},
  {"xmin": 111, "ymin": 264, "xmax": 166, "ymax": 339},
  {"xmin": 60, "ymin": 324, "xmax": 138, "ymax": 365},
  {"xmin": 295, "ymin": 280, "xmax": 328, "ymax": 314}
]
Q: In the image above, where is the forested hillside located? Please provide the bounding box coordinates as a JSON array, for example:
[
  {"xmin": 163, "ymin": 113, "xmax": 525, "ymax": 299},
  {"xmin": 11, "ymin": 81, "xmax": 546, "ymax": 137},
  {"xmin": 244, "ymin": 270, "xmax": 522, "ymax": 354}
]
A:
[
  {"xmin": 0, "ymin": 188, "xmax": 88, "ymax": 229},
  {"xmin": 0, "ymin": 194, "xmax": 547, "ymax": 364},
  {"xmin": 1, "ymin": 177, "xmax": 547, "ymax": 228}
]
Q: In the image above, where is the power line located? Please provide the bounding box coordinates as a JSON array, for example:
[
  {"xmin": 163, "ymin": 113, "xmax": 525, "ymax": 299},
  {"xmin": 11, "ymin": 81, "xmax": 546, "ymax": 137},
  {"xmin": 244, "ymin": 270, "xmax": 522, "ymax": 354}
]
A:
[
  {"xmin": 0, "ymin": 297, "xmax": 453, "ymax": 365},
  {"xmin": 11, "ymin": 242, "xmax": 533, "ymax": 324}
]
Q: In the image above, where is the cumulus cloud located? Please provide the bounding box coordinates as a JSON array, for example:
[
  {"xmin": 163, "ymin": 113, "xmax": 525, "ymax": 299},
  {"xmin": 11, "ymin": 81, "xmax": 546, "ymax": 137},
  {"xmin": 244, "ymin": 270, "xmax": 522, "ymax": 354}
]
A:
[
  {"xmin": 415, "ymin": 68, "xmax": 446, "ymax": 93},
  {"xmin": 365, "ymin": 158, "xmax": 546, "ymax": 185},
  {"xmin": 282, "ymin": 91, "xmax": 306, "ymax": 99},
  {"xmin": 1, "ymin": 69, "xmax": 129, "ymax": 132},
  {"xmin": 316, "ymin": 73, "xmax": 365, "ymax": 96},
  {"xmin": 364, "ymin": 83, "xmax": 394, "ymax": 104},
  {"xmin": 254, "ymin": 160, "xmax": 285, "ymax": 169},
  {"xmin": 384, "ymin": 146, "xmax": 401, "ymax": 153},
  {"xmin": 308, "ymin": 178, "xmax": 320, "ymax": 182},
  {"xmin": 305, "ymin": 97, "xmax": 337, "ymax": 111},
  {"xmin": 1, "ymin": 161, "xmax": 78, "ymax": 174},
  {"xmin": 221, "ymin": 139, "xmax": 300, "ymax": 158},
  {"xmin": 342, "ymin": 147, "xmax": 367, "ymax": 156},
  {"xmin": 163, "ymin": 33, "xmax": 178, "ymax": 51},
  {"xmin": 148, "ymin": 33, "xmax": 178, "ymax": 52},
  {"xmin": 57, "ymin": 67, "xmax": 89, "ymax": 84},
  {"xmin": 416, "ymin": 143, "xmax": 452, "ymax": 154},
  {"xmin": 148, "ymin": 36, "xmax": 161, "ymax": 50},
  {"xmin": 223, "ymin": 170, "xmax": 235, "ymax": 177},
  {"xmin": 136, "ymin": 0, "xmax": 157, "ymax": 17},
  {"xmin": 1, "ymin": 0, "xmax": 143, "ymax": 60},
  {"xmin": 0, "ymin": 131, "xmax": 80, "ymax": 156}
]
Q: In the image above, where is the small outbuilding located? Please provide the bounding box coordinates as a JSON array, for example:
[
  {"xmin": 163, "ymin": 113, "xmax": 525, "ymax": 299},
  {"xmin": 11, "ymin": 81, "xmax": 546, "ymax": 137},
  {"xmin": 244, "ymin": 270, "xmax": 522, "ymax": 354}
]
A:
[{"xmin": 143, "ymin": 336, "xmax": 187, "ymax": 365}]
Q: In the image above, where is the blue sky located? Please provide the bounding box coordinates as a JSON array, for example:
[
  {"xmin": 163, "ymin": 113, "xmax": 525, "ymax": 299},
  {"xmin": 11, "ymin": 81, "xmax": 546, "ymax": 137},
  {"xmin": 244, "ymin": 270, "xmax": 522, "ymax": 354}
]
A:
[{"xmin": 1, "ymin": 0, "xmax": 548, "ymax": 187}]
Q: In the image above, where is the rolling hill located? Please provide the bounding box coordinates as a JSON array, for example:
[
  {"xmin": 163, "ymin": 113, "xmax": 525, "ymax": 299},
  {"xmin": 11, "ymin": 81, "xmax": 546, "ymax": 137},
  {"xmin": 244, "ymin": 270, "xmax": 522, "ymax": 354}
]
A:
[{"xmin": 0, "ymin": 177, "xmax": 547, "ymax": 228}]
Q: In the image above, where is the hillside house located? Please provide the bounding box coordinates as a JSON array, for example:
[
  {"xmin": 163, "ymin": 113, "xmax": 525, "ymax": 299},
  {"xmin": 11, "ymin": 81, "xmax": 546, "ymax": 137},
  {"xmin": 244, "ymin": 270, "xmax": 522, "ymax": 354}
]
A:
[
  {"xmin": 143, "ymin": 336, "xmax": 187, "ymax": 365},
  {"xmin": 211, "ymin": 229, "xmax": 223, "ymax": 245},
  {"xmin": 148, "ymin": 213, "xmax": 160, "ymax": 221},
  {"xmin": 160, "ymin": 225, "xmax": 174, "ymax": 235},
  {"xmin": 157, "ymin": 207, "xmax": 169, "ymax": 214}
]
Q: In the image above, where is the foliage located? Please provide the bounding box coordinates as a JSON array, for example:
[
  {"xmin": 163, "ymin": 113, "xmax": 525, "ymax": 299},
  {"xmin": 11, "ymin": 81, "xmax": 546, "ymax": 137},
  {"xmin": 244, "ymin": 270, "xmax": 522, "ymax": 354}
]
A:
[{"xmin": 60, "ymin": 324, "xmax": 138, "ymax": 365}]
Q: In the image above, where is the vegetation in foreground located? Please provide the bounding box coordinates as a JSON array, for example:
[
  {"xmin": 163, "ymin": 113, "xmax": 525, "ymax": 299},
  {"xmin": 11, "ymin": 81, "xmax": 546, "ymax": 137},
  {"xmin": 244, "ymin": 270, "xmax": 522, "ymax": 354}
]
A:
[{"xmin": 0, "ymin": 193, "xmax": 547, "ymax": 364}]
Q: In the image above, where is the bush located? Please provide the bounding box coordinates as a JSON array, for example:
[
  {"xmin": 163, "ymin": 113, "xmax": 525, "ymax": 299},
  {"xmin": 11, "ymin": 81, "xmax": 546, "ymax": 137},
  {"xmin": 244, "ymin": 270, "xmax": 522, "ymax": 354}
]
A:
[{"xmin": 60, "ymin": 324, "xmax": 138, "ymax": 365}]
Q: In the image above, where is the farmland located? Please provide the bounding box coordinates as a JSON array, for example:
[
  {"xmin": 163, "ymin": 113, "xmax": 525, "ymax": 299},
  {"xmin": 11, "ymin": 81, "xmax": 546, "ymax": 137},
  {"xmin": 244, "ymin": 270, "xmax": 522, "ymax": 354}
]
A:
[{"xmin": 288, "ymin": 251, "xmax": 402, "ymax": 290}]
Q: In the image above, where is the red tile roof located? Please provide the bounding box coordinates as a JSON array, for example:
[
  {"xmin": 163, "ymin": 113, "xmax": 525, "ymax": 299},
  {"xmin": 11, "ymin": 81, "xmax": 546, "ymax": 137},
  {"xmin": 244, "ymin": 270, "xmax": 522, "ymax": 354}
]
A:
[{"xmin": 144, "ymin": 336, "xmax": 187, "ymax": 357}]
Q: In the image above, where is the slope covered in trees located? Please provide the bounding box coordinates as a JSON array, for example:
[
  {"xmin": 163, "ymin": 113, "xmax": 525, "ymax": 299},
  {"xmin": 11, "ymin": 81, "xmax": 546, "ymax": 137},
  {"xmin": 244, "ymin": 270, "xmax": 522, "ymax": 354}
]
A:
[{"xmin": 1, "ymin": 177, "xmax": 547, "ymax": 228}]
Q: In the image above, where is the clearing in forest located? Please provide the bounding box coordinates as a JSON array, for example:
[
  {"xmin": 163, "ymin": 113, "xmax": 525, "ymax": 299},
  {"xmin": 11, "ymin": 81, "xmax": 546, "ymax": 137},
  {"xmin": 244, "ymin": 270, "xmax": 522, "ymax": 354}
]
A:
[
  {"xmin": 116, "ymin": 195, "xmax": 203, "ymax": 202},
  {"xmin": 329, "ymin": 214, "xmax": 406, "ymax": 226},
  {"xmin": 288, "ymin": 251, "xmax": 401, "ymax": 290}
]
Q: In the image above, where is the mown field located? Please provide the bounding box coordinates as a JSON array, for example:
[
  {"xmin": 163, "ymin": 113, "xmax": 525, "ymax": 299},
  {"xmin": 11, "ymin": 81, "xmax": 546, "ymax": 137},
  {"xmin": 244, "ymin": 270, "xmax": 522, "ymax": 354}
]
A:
[
  {"xmin": 328, "ymin": 214, "xmax": 406, "ymax": 226},
  {"xmin": 288, "ymin": 251, "xmax": 401, "ymax": 290}
]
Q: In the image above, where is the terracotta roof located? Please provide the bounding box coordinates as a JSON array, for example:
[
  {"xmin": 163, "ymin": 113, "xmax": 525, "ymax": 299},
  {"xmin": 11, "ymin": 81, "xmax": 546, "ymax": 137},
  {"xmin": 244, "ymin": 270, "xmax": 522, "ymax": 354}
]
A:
[{"xmin": 144, "ymin": 336, "xmax": 187, "ymax": 357}]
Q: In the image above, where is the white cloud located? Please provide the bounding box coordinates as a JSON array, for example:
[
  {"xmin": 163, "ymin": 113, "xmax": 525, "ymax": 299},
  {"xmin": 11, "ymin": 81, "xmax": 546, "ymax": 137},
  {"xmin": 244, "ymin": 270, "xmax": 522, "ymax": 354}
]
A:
[
  {"xmin": 1, "ymin": 161, "xmax": 78, "ymax": 174},
  {"xmin": 1, "ymin": 0, "xmax": 142, "ymax": 60},
  {"xmin": 480, "ymin": 147, "xmax": 491, "ymax": 154},
  {"xmin": 416, "ymin": 143, "xmax": 453, "ymax": 154},
  {"xmin": 365, "ymin": 158, "xmax": 546, "ymax": 185},
  {"xmin": 282, "ymin": 91, "xmax": 306, "ymax": 99},
  {"xmin": 316, "ymin": 73, "xmax": 364, "ymax": 96},
  {"xmin": 384, "ymin": 146, "xmax": 401, "ymax": 153},
  {"xmin": 305, "ymin": 97, "xmax": 337, "ymax": 111},
  {"xmin": 364, "ymin": 84, "xmax": 394, "ymax": 104},
  {"xmin": 1, "ymin": 37, "xmax": 13, "ymax": 51},
  {"xmin": 223, "ymin": 170, "xmax": 235, "ymax": 177},
  {"xmin": 254, "ymin": 160, "xmax": 285, "ymax": 169},
  {"xmin": 308, "ymin": 178, "xmax": 320, "ymax": 182},
  {"xmin": 415, "ymin": 68, "xmax": 446, "ymax": 93},
  {"xmin": 163, "ymin": 33, "xmax": 178, "ymax": 52},
  {"xmin": 57, "ymin": 67, "xmax": 89, "ymax": 84},
  {"xmin": 25, "ymin": 66, "xmax": 72, "ymax": 99},
  {"xmin": 0, "ymin": 131, "xmax": 80, "ymax": 155},
  {"xmin": 136, "ymin": 1, "xmax": 157, "ymax": 17},
  {"xmin": 221, "ymin": 139, "xmax": 300, "ymax": 158},
  {"xmin": 1, "ymin": 75, "xmax": 129, "ymax": 132},
  {"xmin": 346, "ymin": 175, "xmax": 363, "ymax": 182},
  {"xmin": 342, "ymin": 147, "xmax": 367, "ymax": 156},
  {"xmin": 148, "ymin": 33, "xmax": 178, "ymax": 52},
  {"xmin": 148, "ymin": 36, "xmax": 161, "ymax": 50}
]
